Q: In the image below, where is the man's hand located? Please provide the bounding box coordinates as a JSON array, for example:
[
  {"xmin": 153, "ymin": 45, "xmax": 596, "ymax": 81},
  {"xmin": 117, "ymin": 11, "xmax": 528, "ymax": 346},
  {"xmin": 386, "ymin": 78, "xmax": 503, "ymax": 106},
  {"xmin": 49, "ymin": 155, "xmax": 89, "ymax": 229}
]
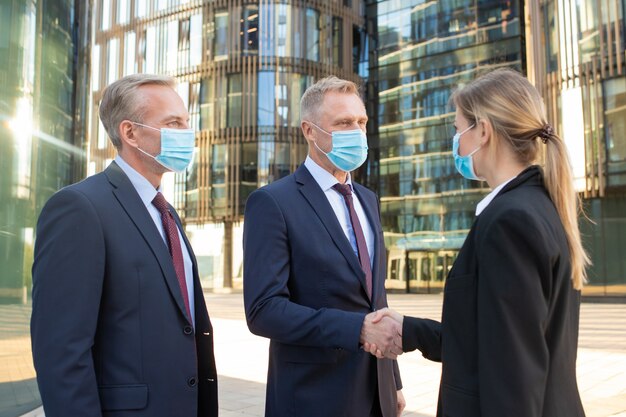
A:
[
  {"xmin": 362, "ymin": 308, "xmax": 404, "ymax": 359},
  {"xmin": 360, "ymin": 310, "xmax": 403, "ymax": 359},
  {"xmin": 397, "ymin": 390, "xmax": 406, "ymax": 416}
]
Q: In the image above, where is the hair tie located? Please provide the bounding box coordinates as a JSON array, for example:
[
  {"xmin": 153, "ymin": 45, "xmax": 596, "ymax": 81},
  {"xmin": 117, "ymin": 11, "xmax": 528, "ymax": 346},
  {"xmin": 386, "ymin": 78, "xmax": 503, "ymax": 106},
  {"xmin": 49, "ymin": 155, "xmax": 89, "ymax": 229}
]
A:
[{"xmin": 538, "ymin": 124, "xmax": 554, "ymax": 144}]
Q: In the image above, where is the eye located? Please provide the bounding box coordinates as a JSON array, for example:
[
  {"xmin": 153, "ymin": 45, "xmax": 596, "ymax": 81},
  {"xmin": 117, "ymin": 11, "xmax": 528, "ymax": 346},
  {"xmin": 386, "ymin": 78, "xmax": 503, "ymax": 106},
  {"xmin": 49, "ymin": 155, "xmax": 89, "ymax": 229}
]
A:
[{"xmin": 167, "ymin": 120, "xmax": 181, "ymax": 127}]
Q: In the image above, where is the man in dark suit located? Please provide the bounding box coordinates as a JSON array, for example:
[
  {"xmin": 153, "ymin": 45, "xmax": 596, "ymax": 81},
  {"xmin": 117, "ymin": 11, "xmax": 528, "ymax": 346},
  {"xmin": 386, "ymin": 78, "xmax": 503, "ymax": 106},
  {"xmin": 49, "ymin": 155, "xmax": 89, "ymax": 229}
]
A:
[
  {"xmin": 31, "ymin": 74, "xmax": 218, "ymax": 417},
  {"xmin": 243, "ymin": 76, "xmax": 404, "ymax": 417}
]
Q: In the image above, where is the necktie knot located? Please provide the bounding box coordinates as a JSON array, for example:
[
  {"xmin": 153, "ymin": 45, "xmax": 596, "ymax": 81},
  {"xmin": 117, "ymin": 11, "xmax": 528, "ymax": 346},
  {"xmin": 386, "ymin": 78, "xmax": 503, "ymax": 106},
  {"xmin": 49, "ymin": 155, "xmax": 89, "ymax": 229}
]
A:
[
  {"xmin": 333, "ymin": 183, "xmax": 352, "ymax": 197},
  {"xmin": 152, "ymin": 192, "xmax": 170, "ymax": 214}
]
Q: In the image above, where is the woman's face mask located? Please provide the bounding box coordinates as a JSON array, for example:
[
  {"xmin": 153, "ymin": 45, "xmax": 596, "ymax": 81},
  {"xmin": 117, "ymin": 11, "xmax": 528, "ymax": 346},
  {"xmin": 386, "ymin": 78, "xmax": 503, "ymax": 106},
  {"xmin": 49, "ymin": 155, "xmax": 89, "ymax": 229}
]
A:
[{"xmin": 452, "ymin": 123, "xmax": 482, "ymax": 181}]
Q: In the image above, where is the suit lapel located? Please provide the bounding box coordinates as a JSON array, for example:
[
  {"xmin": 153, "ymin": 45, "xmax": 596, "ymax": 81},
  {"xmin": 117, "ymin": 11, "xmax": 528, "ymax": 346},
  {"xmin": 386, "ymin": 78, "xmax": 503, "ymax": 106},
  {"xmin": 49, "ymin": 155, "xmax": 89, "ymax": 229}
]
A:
[
  {"xmin": 104, "ymin": 162, "xmax": 191, "ymax": 323},
  {"xmin": 295, "ymin": 165, "xmax": 369, "ymax": 298}
]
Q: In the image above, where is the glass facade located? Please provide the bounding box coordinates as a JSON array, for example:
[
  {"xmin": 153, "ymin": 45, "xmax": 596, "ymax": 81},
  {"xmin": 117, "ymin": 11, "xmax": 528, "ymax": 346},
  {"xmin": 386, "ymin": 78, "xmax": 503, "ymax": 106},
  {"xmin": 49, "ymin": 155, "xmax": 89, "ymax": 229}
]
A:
[
  {"xmin": 533, "ymin": 0, "xmax": 626, "ymax": 296},
  {"xmin": 366, "ymin": 0, "xmax": 523, "ymax": 293},
  {"xmin": 91, "ymin": 1, "xmax": 367, "ymax": 289},
  {"xmin": 0, "ymin": 0, "xmax": 89, "ymax": 415}
]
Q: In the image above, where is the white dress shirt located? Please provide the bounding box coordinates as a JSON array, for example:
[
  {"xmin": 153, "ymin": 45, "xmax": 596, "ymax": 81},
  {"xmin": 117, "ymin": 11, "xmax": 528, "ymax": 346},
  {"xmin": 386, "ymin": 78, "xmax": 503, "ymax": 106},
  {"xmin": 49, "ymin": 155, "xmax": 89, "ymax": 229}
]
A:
[
  {"xmin": 475, "ymin": 176, "xmax": 516, "ymax": 216},
  {"xmin": 115, "ymin": 155, "xmax": 195, "ymax": 325},
  {"xmin": 304, "ymin": 156, "xmax": 375, "ymax": 267}
]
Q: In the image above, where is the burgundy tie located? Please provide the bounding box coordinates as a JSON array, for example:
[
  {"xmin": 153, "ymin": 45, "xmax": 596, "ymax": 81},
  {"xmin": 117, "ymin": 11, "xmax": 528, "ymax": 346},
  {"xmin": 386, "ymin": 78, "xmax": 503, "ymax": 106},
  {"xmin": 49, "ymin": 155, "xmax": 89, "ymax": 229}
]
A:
[
  {"xmin": 152, "ymin": 192, "xmax": 192, "ymax": 319},
  {"xmin": 333, "ymin": 183, "xmax": 373, "ymax": 299}
]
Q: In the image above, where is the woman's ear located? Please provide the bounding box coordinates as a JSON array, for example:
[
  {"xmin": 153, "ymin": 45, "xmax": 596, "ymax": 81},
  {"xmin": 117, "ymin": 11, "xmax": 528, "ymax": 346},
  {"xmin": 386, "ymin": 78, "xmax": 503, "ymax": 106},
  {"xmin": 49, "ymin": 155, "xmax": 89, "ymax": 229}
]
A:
[{"xmin": 478, "ymin": 118, "xmax": 493, "ymax": 147}]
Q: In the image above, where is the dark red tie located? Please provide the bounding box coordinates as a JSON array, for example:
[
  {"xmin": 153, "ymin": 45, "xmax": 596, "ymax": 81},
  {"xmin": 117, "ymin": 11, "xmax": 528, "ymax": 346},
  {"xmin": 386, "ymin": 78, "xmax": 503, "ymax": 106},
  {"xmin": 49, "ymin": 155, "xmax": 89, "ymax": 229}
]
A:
[
  {"xmin": 333, "ymin": 183, "xmax": 373, "ymax": 299},
  {"xmin": 152, "ymin": 192, "xmax": 192, "ymax": 319}
]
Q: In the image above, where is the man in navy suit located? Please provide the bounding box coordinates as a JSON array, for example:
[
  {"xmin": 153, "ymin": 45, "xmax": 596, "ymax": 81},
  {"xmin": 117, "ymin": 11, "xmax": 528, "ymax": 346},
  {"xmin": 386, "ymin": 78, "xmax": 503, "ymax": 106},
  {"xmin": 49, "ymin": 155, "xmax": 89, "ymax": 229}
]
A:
[
  {"xmin": 243, "ymin": 76, "xmax": 404, "ymax": 417},
  {"xmin": 31, "ymin": 74, "xmax": 217, "ymax": 417}
]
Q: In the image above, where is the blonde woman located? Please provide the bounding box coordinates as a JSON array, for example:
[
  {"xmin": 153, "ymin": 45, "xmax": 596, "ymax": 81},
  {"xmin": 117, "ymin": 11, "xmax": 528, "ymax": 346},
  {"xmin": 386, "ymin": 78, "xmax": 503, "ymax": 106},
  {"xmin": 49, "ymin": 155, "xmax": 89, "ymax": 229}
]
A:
[{"xmin": 366, "ymin": 68, "xmax": 589, "ymax": 417}]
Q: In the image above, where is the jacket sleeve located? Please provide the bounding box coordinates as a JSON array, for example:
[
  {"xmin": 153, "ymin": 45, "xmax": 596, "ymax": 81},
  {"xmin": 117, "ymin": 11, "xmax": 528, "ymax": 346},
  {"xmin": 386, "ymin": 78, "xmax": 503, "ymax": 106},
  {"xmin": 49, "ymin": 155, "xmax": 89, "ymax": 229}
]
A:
[
  {"xmin": 31, "ymin": 188, "xmax": 105, "ymax": 417},
  {"xmin": 402, "ymin": 316, "xmax": 442, "ymax": 362},
  {"xmin": 475, "ymin": 209, "xmax": 552, "ymax": 417},
  {"xmin": 243, "ymin": 189, "xmax": 366, "ymax": 351}
]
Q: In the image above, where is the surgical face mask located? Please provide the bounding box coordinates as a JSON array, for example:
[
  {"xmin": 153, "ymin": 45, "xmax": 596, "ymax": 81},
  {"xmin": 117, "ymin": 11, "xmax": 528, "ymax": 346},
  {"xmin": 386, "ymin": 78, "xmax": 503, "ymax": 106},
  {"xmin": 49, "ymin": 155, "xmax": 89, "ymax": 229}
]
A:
[
  {"xmin": 307, "ymin": 121, "xmax": 368, "ymax": 172},
  {"xmin": 133, "ymin": 122, "xmax": 195, "ymax": 173},
  {"xmin": 452, "ymin": 123, "xmax": 482, "ymax": 181}
]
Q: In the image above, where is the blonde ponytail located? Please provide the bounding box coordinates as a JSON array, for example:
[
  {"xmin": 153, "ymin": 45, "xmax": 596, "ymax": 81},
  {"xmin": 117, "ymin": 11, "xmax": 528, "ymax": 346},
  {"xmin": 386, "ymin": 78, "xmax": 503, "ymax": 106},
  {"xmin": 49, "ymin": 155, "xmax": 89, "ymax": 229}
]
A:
[{"xmin": 543, "ymin": 132, "xmax": 590, "ymax": 289}]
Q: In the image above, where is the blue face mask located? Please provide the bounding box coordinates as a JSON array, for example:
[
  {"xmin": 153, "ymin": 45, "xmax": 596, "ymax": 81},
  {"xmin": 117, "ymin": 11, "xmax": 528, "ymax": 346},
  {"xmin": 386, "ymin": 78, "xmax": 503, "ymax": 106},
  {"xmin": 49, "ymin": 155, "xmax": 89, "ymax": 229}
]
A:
[
  {"xmin": 308, "ymin": 121, "xmax": 368, "ymax": 172},
  {"xmin": 133, "ymin": 122, "xmax": 195, "ymax": 172},
  {"xmin": 452, "ymin": 123, "xmax": 482, "ymax": 181}
]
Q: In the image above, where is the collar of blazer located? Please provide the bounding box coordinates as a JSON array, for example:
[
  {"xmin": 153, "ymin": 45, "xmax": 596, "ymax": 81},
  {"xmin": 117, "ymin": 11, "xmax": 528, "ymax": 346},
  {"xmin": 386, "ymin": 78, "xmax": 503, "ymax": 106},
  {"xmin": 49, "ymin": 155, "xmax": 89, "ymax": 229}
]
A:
[
  {"xmin": 294, "ymin": 164, "xmax": 381, "ymax": 302},
  {"xmin": 496, "ymin": 165, "xmax": 543, "ymax": 198},
  {"xmin": 104, "ymin": 161, "xmax": 194, "ymax": 324}
]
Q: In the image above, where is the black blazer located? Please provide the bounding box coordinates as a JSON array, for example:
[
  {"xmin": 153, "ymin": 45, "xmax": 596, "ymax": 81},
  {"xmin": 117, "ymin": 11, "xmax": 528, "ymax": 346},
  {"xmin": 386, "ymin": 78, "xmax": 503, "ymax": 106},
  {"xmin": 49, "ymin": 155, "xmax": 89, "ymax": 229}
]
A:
[
  {"xmin": 403, "ymin": 166, "xmax": 585, "ymax": 417},
  {"xmin": 31, "ymin": 161, "xmax": 218, "ymax": 417},
  {"xmin": 243, "ymin": 164, "xmax": 401, "ymax": 417}
]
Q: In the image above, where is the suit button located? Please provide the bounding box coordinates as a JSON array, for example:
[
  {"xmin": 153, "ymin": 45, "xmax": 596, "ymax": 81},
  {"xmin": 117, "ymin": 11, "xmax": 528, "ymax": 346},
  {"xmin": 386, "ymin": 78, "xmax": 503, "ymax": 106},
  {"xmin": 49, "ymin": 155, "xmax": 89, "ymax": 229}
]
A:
[
  {"xmin": 188, "ymin": 377, "xmax": 197, "ymax": 387},
  {"xmin": 183, "ymin": 325, "xmax": 193, "ymax": 335}
]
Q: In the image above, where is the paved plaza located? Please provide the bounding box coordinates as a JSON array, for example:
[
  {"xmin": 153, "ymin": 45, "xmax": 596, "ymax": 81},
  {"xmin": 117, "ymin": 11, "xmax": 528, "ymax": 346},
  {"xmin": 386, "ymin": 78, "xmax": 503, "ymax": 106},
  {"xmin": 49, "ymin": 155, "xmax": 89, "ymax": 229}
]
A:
[{"xmin": 2, "ymin": 293, "xmax": 625, "ymax": 417}]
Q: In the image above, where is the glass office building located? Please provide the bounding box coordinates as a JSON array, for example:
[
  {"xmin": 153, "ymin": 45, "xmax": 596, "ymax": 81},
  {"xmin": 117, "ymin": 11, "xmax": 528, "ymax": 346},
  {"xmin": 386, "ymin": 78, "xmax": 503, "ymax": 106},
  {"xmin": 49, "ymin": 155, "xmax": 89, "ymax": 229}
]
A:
[
  {"xmin": 366, "ymin": 0, "xmax": 523, "ymax": 293},
  {"xmin": 0, "ymin": 0, "xmax": 90, "ymax": 415},
  {"xmin": 89, "ymin": 0, "xmax": 368, "ymax": 288},
  {"xmin": 526, "ymin": 0, "xmax": 626, "ymax": 296}
]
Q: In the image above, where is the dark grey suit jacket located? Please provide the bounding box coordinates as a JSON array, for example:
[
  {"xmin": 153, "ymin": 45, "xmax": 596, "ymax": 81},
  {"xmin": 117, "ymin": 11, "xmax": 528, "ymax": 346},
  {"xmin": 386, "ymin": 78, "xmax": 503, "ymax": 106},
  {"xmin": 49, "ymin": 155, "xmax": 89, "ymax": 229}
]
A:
[
  {"xmin": 243, "ymin": 164, "xmax": 401, "ymax": 417},
  {"xmin": 403, "ymin": 166, "xmax": 585, "ymax": 417},
  {"xmin": 31, "ymin": 161, "xmax": 218, "ymax": 417}
]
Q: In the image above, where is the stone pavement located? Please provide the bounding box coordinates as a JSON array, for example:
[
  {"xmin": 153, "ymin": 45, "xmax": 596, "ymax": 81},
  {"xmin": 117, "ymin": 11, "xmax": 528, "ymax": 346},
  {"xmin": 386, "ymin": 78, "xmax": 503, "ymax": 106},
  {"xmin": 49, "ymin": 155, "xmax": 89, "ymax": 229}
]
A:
[
  {"xmin": 208, "ymin": 293, "xmax": 626, "ymax": 417},
  {"xmin": 3, "ymin": 293, "xmax": 626, "ymax": 417}
]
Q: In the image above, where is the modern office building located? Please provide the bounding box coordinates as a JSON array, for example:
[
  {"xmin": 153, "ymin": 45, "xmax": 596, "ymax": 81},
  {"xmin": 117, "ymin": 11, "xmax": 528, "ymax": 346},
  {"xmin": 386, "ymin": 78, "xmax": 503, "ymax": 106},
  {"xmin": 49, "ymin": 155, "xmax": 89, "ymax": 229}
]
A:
[
  {"xmin": 366, "ymin": 0, "xmax": 523, "ymax": 293},
  {"xmin": 88, "ymin": 0, "xmax": 368, "ymax": 288},
  {"xmin": 364, "ymin": 0, "xmax": 625, "ymax": 297},
  {"xmin": 0, "ymin": 1, "xmax": 90, "ymax": 415},
  {"xmin": 525, "ymin": 0, "xmax": 626, "ymax": 296},
  {"xmin": 0, "ymin": 0, "xmax": 90, "ymax": 303},
  {"xmin": 88, "ymin": 0, "xmax": 625, "ymax": 297}
]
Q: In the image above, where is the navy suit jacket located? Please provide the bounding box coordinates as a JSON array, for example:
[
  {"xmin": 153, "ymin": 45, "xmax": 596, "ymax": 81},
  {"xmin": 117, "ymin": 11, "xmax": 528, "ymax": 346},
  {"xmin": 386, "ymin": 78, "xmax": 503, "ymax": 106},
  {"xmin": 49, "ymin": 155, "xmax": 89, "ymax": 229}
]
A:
[
  {"xmin": 243, "ymin": 164, "xmax": 401, "ymax": 417},
  {"xmin": 403, "ymin": 166, "xmax": 585, "ymax": 417},
  {"xmin": 31, "ymin": 161, "xmax": 218, "ymax": 417}
]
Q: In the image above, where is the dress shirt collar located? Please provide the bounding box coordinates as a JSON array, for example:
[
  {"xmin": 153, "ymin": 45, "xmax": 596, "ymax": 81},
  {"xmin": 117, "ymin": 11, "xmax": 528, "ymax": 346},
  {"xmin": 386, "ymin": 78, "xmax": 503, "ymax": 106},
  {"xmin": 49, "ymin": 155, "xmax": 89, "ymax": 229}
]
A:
[
  {"xmin": 475, "ymin": 176, "xmax": 515, "ymax": 216},
  {"xmin": 304, "ymin": 156, "xmax": 353, "ymax": 192},
  {"xmin": 114, "ymin": 155, "xmax": 161, "ymax": 208}
]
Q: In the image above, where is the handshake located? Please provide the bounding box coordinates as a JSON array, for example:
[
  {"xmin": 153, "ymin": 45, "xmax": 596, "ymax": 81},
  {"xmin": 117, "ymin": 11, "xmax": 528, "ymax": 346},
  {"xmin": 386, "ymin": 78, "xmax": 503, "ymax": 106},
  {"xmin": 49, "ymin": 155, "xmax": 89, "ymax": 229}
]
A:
[{"xmin": 359, "ymin": 308, "xmax": 404, "ymax": 360}]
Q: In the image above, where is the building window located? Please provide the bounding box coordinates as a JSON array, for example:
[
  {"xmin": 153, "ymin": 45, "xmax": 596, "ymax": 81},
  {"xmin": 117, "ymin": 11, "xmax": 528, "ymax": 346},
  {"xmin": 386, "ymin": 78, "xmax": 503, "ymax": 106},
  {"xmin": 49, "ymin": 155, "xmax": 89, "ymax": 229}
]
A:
[
  {"xmin": 179, "ymin": 18, "xmax": 191, "ymax": 69},
  {"xmin": 190, "ymin": 13, "xmax": 202, "ymax": 67},
  {"xmin": 106, "ymin": 38, "xmax": 119, "ymax": 84},
  {"xmin": 167, "ymin": 20, "xmax": 179, "ymax": 72},
  {"xmin": 200, "ymin": 77, "xmax": 214, "ymax": 131},
  {"xmin": 101, "ymin": 0, "xmax": 111, "ymax": 30},
  {"xmin": 305, "ymin": 8, "xmax": 320, "ymax": 61},
  {"xmin": 214, "ymin": 10, "xmax": 228, "ymax": 60},
  {"xmin": 117, "ymin": 0, "xmax": 129, "ymax": 25},
  {"xmin": 92, "ymin": 44, "xmax": 100, "ymax": 90},
  {"xmin": 605, "ymin": 77, "xmax": 626, "ymax": 184},
  {"xmin": 123, "ymin": 31, "xmax": 136, "ymax": 76},
  {"xmin": 136, "ymin": 0, "xmax": 147, "ymax": 18},
  {"xmin": 228, "ymin": 74, "xmax": 242, "ymax": 127},
  {"xmin": 258, "ymin": 71, "xmax": 276, "ymax": 126},
  {"xmin": 242, "ymin": 4, "xmax": 259, "ymax": 55}
]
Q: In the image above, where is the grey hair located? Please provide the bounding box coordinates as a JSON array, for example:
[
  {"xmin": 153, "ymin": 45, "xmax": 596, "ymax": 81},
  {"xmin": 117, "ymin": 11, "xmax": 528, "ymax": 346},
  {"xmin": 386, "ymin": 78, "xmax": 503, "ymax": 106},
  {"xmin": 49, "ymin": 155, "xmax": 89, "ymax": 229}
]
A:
[
  {"xmin": 300, "ymin": 76, "xmax": 361, "ymax": 122},
  {"xmin": 99, "ymin": 73, "xmax": 176, "ymax": 149}
]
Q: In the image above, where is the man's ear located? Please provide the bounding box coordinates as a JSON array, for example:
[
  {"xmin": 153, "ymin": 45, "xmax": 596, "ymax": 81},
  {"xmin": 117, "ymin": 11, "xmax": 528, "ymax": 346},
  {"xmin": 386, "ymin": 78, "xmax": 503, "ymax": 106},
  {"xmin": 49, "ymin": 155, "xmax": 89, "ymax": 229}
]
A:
[
  {"xmin": 118, "ymin": 120, "xmax": 138, "ymax": 148},
  {"xmin": 301, "ymin": 121, "xmax": 314, "ymax": 142}
]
